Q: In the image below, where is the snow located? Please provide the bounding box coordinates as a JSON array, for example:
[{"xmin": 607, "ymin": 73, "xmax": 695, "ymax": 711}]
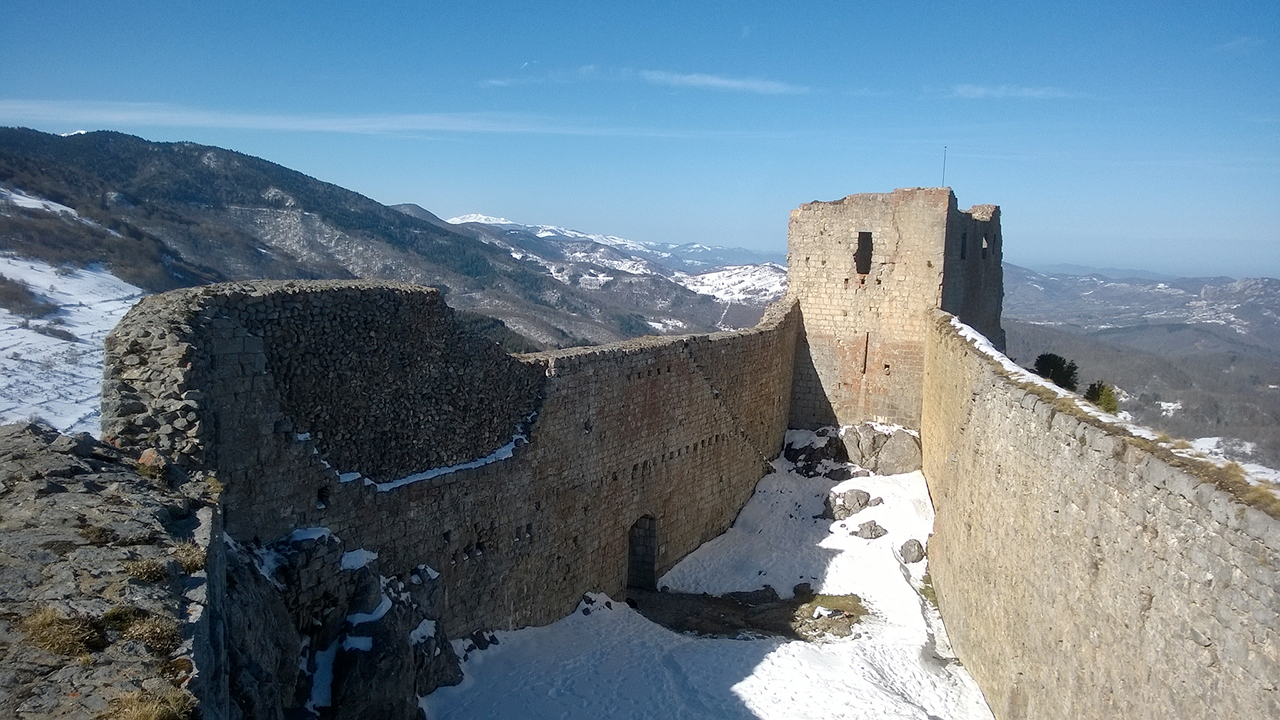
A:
[
  {"xmin": 347, "ymin": 416, "xmax": 533, "ymax": 491},
  {"xmin": 447, "ymin": 214, "xmax": 516, "ymax": 225},
  {"xmin": 0, "ymin": 256, "xmax": 144, "ymax": 435},
  {"xmin": 341, "ymin": 548, "xmax": 379, "ymax": 570},
  {"xmin": 342, "ymin": 636, "xmax": 373, "ymax": 652},
  {"xmin": 645, "ymin": 318, "xmax": 686, "ymax": 333},
  {"xmin": 672, "ymin": 263, "xmax": 788, "ymax": 306},
  {"xmin": 1159, "ymin": 401, "xmax": 1182, "ymax": 417},
  {"xmin": 347, "ymin": 594, "xmax": 393, "ymax": 626},
  {"xmin": 424, "ymin": 454, "xmax": 993, "ymax": 720},
  {"xmin": 409, "ymin": 619, "xmax": 437, "ymax": 646},
  {"xmin": 0, "ymin": 187, "xmax": 81, "ymax": 216},
  {"xmin": 305, "ymin": 639, "xmax": 340, "ymax": 712}
]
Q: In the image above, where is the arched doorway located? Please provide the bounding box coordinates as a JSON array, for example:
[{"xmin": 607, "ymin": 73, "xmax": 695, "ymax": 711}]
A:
[{"xmin": 627, "ymin": 515, "xmax": 657, "ymax": 589}]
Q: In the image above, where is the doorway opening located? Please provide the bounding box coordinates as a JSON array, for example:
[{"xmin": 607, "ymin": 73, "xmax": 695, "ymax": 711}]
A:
[{"xmin": 627, "ymin": 515, "xmax": 657, "ymax": 589}]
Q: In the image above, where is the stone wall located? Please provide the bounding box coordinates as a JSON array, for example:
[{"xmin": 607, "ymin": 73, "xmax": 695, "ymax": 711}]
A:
[
  {"xmin": 103, "ymin": 281, "xmax": 800, "ymax": 637},
  {"xmin": 922, "ymin": 310, "xmax": 1280, "ymax": 719},
  {"xmin": 787, "ymin": 187, "xmax": 1002, "ymax": 430}
]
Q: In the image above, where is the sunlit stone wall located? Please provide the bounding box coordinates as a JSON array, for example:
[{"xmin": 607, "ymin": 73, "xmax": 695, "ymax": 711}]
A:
[
  {"xmin": 923, "ymin": 310, "xmax": 1280, "ymax": 719},
  {"xmin": 103, "ymin": 281, "xmax": 800, "ymax": 636}
]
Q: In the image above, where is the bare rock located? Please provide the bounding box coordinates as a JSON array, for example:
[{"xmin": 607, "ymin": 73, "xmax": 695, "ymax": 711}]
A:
[
  {"xmin": 825, "ymin": 488, "xmax": 871, "ymax": 520},
  {"xmin": 875, "ymin": 431, "xmax": 922, "ymax": 475},
  {"xmin": 900, "ymin": 539, "xmax": 926, "ymax": 563},
  {"xmin": 854, "ymin": 520, "xmax": 888, "ymax": 539}
]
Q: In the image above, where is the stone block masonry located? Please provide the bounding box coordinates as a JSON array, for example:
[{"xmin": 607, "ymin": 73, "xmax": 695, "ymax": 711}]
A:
[
  {"xmin": 922, "ymin": 310, "xmax": 1280, "ymax": 720},
  {"xmin": 788, "ymin": 188, "xmax": 1003, "ymax": 430},
  {"xmin": 103, "ymin": 280, "xmax": 800, "ymax": 637}
]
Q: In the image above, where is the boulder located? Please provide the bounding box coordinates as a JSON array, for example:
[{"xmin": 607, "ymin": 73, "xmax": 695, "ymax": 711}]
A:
[
  {"xmin": 875, "ymin": 431, "xmax": 922, "ymax": 475},
  {"xmin": 900, "ymin": 539, "xmax": 926, "ymax": 563},
  {"xmin": 854, "ymin": 520, "xmax": 888, "ymax": 539},
  {"xmin": 825, "ymin": 488, "xmax": 871, "ymax": 520}
]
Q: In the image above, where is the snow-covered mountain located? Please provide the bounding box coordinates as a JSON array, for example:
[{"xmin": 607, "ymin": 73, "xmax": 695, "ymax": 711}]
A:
[
  {"xmin": 446, "ymin": 214, "xmax": 786, "ymax": 274},
  {"xmin": 441, "ymin": 214, "xmax": 789, "ymax": 319}
]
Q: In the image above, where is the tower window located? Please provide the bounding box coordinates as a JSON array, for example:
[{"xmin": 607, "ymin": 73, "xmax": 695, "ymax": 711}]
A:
[
  {"xmin": 982, "ymin": 235, "xmax": 989, "ymax": 259},
  {"xmin": 960, "ymin": 232, "xmax": 967, "ymax": 260},
  {"xmin": 855, "ymin": 232, "xmax": 873, "ymax": 275}
]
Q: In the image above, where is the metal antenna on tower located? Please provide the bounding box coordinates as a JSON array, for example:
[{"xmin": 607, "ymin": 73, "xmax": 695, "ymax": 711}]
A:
[{"xmin": 942, "ymin": 146, "xmax": 947, "ymax": 187}]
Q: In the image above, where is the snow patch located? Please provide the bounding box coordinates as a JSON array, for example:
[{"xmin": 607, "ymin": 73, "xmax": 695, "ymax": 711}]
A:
[
  {"xmin": 409, "ymin": 619, "xmax": 437, "ymax": 646},
  {"xmin": 341, "ymin": 548, "xmax": 379, "ymax": 570}
]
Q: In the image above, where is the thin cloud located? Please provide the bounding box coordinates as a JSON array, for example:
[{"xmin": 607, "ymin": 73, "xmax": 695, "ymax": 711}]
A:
[
  {"xmin": 0, "ymin": 99, "xmax": 784, "ymax": 140},
  {"xmin": 641, "ymin": 70, "xmax": 808, "ymax": 95},
  {"xmin": 950, "ymin": 84, "xmax": 1077, "ymax": 100},
  {"xmin": 1210, "ymin": 36, "xmax": 1264, "ymax": 54},
  {"xmin": 482, "ymin": 65, "xmax": 601, "ymax": 88}
]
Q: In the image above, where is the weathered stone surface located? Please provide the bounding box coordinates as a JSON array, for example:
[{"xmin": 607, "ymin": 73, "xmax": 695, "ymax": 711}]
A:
[
  {"xmin": 788, "ymin": 188, "xmax": 1003, "ymax": 430},
  {"xmin": 923, "ymin": 311, "xmax": 1280, "ymax": 720},
  {"xmin": 826, "ymin": 488, "xmax": 871, "ymax": 520},
  {"xmin": 874, "ymin": 431, "xmax": 921, "ymax": 475},
  {"xmin": 842, "ymin": 422, "xmax": 922, "ymax": 475},
  {"xmin": 0, "ymin": 422, "xmax": 215, "ymax": 719},
  {"xmin": 900, "ymin": 539, "xmax": 925, "ymax": 563},
  {"xmin": 854, "ymin": 520, "xmax": 887, "ymax": 539},
  {"xmin": 102, "ymin": 280, "xmax": 803, "ymax": 642}
]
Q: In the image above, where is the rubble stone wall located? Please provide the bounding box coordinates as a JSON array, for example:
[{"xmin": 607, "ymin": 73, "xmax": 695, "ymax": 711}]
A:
[
  {"xmin": 102, "ymin": 281, "xmax": 800, "ymax": 637},
  {"xmin": 922, "ymin": 311, "xmax": 1280, "ymax": 720}
]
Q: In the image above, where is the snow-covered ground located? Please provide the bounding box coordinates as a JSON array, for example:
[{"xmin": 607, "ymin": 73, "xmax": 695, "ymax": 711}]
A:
[
  {"xmin": 424, "ymin": 437, "xmax": 993, "ymax": 720},
  {"xmin": 0, "ymin": 256, "xmax": 144, "ymax": 435},
  {"xmin": 672, "ymin": 264, "xmax": 788, "ymax": 307}
]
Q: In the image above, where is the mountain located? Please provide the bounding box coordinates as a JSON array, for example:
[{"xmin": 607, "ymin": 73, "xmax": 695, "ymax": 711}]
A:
[
  {"xmin": 0, "ymin": 128, "xmax": 781, "ymax": 349},
  {"xmin": 434, "ymin": 214, "xmax": 787, "ymax": 318},
  {"xmin": 1002, "ymin": 264, "xmax": 1280, "ymax": 467}
]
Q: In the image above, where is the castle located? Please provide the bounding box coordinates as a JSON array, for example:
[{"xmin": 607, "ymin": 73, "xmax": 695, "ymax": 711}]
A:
[{"xmin": 102, "ymin": 188, "xmax": 1278, "ymax": 719}]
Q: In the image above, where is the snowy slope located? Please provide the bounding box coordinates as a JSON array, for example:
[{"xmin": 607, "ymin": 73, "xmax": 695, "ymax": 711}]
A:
[
  {"xmin": 0, "ymin": 256, "xmax": 144, "ymax": 435},
  {"xmin": 672, "ymin": 263, "xmax": 788, "ymax": 306}
]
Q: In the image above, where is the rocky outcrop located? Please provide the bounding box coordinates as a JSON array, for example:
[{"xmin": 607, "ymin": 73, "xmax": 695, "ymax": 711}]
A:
[
  {"xmin": 0, "ymin": 422, "xmax": 218, "ymax": 719},
  {"xmin": 842, "ymin": 423, "xmax": 922, "ymax": 475},
  {"xmin": 0, "ymin": 422, "xmax": 463, "ymax": 720}
]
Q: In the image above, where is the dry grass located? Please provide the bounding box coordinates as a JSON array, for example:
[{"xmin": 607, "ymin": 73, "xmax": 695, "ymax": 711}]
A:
[
  {"xmin": 121, "ymin": 616, "xmax": 181, "ymax": 656},
  {"xmin": 99, "ymin": 605, "xmax": 147, "ymax": 632},
  {"xmin": 124, "ymin": 559, "xmax": 169, "ymax": 583},
  {"xmin": 19, "ymin": 606, "xmax": 106, "ymax": 656},
  {"xmin": 102, "ymin": 687, "xmax": 195, "ymax": 720},
  {"xmin": 170, "ymin": 542, "xmax": 205, "ymax": 574},
  {"xmin": 919, "ymin": 572, "xmax": 938, "ymax": 608},
  {"xmin": 80, "ymin": 525, "xmax": 118, "ymax": 546}
]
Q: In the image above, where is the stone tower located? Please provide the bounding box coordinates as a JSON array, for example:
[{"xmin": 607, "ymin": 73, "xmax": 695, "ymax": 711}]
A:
[{"xmin": 787, "ymin": 187, "xmax": 1004, "ymax": 429}]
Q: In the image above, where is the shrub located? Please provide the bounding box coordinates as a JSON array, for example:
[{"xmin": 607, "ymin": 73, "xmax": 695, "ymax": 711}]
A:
[
  {"xmin": 1033, "ymin": 353, "xmax": 1079, "ymax": 391},
  {"xmin": 0, "ymin": 274, "xmax": 57, "ymax": 317},
  {"xmin": 1084, "ymin": 381, "xmax": 1119, "ymax": 414}
]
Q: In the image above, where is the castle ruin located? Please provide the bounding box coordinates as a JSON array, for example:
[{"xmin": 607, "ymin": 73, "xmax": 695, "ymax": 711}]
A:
[{"xmin": 101, "ymin": 188, "xmax": 1279, "ymax": 719}]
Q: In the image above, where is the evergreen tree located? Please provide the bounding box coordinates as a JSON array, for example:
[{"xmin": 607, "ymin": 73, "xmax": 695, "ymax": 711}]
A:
[{"xmin": 1033, "ymin": 353, "xmax": 1079, "ymax": 391}]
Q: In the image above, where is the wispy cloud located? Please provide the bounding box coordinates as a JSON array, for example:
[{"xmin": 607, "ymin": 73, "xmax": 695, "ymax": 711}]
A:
[
  {"xmin": 1210, "ymin": 36, "xmax": 1264, "ymax": 54},
  {"xmin": 0, "ymin": 99, "xmax": 784, "ymax": 140},
  {"xmin": 481, "ymin": 64, "xmax": 601, "ymax": 88},
  {"xmin": 949, "ymin": 84, "xmax": 1077, "ymax": 100},
  {"xmin": 640, "ymin": 71, "xmax": 808, "ymax": 95}
]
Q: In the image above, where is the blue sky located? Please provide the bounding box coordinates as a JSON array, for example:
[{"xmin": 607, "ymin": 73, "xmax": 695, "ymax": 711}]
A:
[{"xmin": 1, "ymin": 1, "xmax": 1276, "ymax": 278}]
